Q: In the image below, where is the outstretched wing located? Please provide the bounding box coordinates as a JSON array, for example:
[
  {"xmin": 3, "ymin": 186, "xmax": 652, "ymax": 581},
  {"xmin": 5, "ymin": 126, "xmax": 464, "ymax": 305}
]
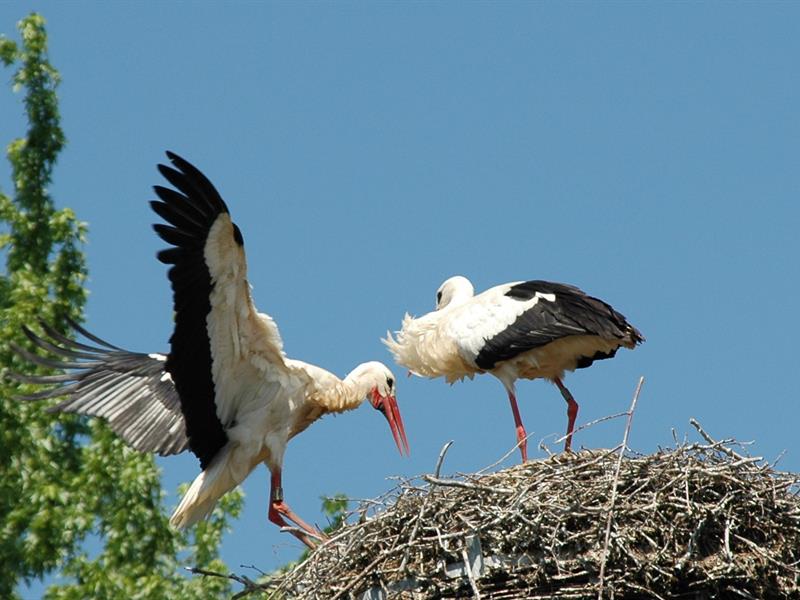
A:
[
  {"xmin": 152, "ymin": 152, "xmax": 288, "ymax": 470},
  {"xmin": 10, "ymin": 319, "xmax": 188, "ymax": 456},
  {"xmin": 471, "ymin": 280, "xmax": 644, "ymax": 370}
]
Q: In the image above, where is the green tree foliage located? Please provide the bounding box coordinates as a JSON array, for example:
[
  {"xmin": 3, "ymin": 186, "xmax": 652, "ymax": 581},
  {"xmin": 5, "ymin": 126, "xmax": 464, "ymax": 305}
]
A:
[
  {"xmin": 320, "ymin": 494, "xmax": 349, "ymax": 533},
  {"xmin": 0, "ymin": 14, "xmax": 242, "ymax": 599}
]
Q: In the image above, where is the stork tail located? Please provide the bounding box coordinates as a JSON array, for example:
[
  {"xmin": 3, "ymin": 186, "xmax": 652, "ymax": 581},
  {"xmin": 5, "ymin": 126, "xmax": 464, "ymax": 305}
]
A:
[{"xmin": 170, "ymin": 445, "xmax": 240, "ymax": 529}]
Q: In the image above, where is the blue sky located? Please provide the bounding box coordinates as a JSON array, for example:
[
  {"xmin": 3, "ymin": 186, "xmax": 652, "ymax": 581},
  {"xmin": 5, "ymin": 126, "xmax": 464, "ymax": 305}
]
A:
[{"xmin": 3, "ymin": 1, "xmax": 799, "ymax": 593}]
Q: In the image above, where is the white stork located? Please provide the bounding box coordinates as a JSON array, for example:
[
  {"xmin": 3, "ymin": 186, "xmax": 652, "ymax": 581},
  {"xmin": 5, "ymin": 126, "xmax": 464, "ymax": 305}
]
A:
[
  {"xmin": 12, "ymin": 152, "xmax": 409, "ymax": 547},
  {"xmin": 384, "ymin": 275, "xmax": 642, "ymax": 460}
]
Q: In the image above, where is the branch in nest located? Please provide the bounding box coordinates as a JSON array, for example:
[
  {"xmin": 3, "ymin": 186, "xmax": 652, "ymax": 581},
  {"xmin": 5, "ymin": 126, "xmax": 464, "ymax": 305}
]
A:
[
  {"xmin": 186, "ymin": 567, "xmax": 266, "ymax": 600},
  {"xmin": 597, "ymin": 376, "xmax": 645, "ymax": 600}
]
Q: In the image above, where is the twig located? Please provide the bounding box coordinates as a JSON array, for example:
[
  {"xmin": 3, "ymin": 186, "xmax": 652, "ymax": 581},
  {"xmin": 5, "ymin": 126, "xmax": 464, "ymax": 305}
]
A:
[
  {"xmin": 280, "ymin": 525, "xmax": 325, "ymax": 541},
  {"xmin": 435, "ymin": 440, "xmax": 454, "ymax": 478},
  {"xmin": 186, "ymin": 566, "xmax": 264, "ymax": 599},
  {"xmin": 551, "ymin": 410, "xmax": 629, "ymax": 450},
  {"xmin": 597, "ymin": 376, "xmax": 644, "ymax": 600},
  {"xmin": 461, "ymin": 544, "xmax": 482, "ymax": 599},
  {"xmin": 733, "ymin": 533, "xmax": 799, "ymax": 571},
  {"xmin": 399, "ymin": 441, "xmax": 454, "ymax": 573},
  {"xmin": 422, "ymin": 474, "xmax": 514, "ymax": 495},
  {"xmin": 689, "ymin": 418, "xmax": 749, "ymax": 462},
  {"xmin": 726, "ymin": 587, "xmax": 759, "ymax": 600},
  {"xmin": 626, "ymin": 582, "xmax": 668, "ymax": 600},
  {"xmin": 477, "ymin": 432, "xmax": 536, "ymax": 473},
  {"xmin": 240, "ymin": 563, "xmax": 267, "ymax": 577},
  {"xmin": 723, "ymin": 517, "xmax": 733, "ymax": 562},
  {"xmin": 676, "ymin": 512, "xmax": 709, "ymax": 570},
  {"xmin": 329, "ymin": 552, "xmax": 389, "ymax": 600},
  {"xmin": 771, "ymin": 449, "xmax": 787, "ymax": 469}
]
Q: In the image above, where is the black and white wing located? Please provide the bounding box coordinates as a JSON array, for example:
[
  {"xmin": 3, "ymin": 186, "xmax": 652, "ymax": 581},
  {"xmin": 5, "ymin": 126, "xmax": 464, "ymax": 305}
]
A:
[
  {"xmin": 152, "ymin": 152, "xmax": 289, "ymax": 470},
  {"xmin": 449, "ymin": 280, "xmax": 643, "ymax": 371},
  {"xmin": 10, "ymin": 319, "xmax": 188, "ymax": 456}
]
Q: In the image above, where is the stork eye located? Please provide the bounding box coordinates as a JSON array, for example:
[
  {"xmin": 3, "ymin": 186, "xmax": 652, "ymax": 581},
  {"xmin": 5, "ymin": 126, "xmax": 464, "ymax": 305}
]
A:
[
  {"xmin": 436, "ymin": 291, "xmax": 443, "ymax": 304},
  {"xmin": 387, "ymin": 377, "xmax": 394, "ymax": 389}
]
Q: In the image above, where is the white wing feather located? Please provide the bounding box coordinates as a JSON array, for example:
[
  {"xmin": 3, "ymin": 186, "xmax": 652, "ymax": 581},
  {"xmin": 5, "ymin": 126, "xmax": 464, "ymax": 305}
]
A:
[{"xmin": 204, "ymin": 213, "xmax": 291, "ymax": 428}]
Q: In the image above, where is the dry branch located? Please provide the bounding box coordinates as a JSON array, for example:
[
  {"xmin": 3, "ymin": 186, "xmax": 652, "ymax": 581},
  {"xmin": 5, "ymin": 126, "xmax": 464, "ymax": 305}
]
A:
[{"xmin": 597, "ymin": 376, "xmax": 644, "ymax": 598}]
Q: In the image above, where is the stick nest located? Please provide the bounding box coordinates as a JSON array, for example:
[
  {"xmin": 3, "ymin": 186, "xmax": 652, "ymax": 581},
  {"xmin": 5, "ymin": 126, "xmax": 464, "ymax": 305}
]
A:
[{"xmin": 269, "ymin": 437, "xmax": 800, "ymax": 599}]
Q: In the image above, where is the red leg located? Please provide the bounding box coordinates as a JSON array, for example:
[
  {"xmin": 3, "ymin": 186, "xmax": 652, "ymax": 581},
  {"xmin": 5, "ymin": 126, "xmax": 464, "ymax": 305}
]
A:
[
  {"xmin": 268, "ymin": 470, "xmax": 324, "ymax": 548},
  {"xmin": 506, "ymin": 389, "xmax": 528, "ymax": 463},
  {"xmin": 554, "ymin": 378, "xmax": 578, "ymax": 452}
]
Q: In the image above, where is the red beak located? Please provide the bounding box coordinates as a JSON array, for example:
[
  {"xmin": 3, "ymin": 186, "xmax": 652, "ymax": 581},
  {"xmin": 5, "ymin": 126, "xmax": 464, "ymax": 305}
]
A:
[{"xmin": 372, "ymin": 390, "xmax": 410, "ymax": 456}]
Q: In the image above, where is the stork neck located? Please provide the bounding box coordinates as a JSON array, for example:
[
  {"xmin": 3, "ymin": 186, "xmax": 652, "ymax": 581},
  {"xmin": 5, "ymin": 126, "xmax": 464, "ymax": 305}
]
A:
[{"xmin": 318, "ymin": 371, "xmax": 371, "ymax": 414}]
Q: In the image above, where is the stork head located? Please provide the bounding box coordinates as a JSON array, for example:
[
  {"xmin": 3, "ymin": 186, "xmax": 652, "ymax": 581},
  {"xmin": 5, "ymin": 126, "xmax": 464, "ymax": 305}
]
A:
[
  {"xmin": 349, "ymin": 361, "xmax": 410, "ymax": 456},
  {"xmin": 435, "ymin": 275, "xmax": 475, "ymax": 310}
]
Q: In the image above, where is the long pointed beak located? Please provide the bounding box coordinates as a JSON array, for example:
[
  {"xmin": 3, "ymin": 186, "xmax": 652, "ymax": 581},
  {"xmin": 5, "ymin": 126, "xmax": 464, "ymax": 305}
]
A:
[{"xmin": 374, "ymin": 392, "xmax": 410, "ymax": 456}]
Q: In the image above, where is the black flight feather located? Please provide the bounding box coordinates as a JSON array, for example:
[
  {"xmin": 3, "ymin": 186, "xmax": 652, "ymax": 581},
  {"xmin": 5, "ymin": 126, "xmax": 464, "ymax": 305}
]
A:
[{"xmin": 153, "ymin": 151, "xmax": 236, "ymax": 469}]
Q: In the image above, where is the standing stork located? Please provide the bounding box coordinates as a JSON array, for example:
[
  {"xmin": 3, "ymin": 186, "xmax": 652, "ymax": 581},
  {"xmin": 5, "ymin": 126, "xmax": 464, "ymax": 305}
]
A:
[
  {"xmin": 384, "ymin": 275, "xmax": 642, "ymax": 461},
  {"xmin": 11, "ymin": 152, "xmax": 409, "ymax": 548}
]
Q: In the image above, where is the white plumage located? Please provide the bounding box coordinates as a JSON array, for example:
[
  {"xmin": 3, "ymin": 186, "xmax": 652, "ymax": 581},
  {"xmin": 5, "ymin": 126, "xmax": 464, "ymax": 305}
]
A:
[{"xmin": 385, "ymin": 275, "xmax": 642, "ymax": 460}]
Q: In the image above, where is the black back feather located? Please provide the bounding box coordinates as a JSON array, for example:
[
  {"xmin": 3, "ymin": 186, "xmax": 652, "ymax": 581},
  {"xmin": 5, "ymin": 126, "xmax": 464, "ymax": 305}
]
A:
[{"xmin": 475, "ymin": 281, "xmax": 643, "ymax": 370}]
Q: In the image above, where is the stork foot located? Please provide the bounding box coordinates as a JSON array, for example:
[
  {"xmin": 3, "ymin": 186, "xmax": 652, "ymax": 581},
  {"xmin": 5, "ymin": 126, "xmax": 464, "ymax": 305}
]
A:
[
  {"xmin": 268, "ymin": 470, "xmax": 326, "ymax": 548},
  {"xmin": 269, "ymin": 501, "xmax": 326, "ymax": 548}
]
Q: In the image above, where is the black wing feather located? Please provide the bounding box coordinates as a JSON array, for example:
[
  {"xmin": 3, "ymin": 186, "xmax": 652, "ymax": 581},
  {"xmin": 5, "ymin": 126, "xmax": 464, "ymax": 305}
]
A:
[
  {"xmin": 475, "ymin": 280, "xmax": 644, "ymax": 370},
  {"xmin": 150, "ymin": 199, "xmax": 206, "ymax": 233},
  {"xmin": 165, "ymin": 151, "xmax": 229, "ymax": 213},
  {"xmin": 153, "ymin": 151, "xmax": 236, "ymax": 469},
  {"xmin": 153, "ymin": 224, "xmax": 205, "ymax": 248}
]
